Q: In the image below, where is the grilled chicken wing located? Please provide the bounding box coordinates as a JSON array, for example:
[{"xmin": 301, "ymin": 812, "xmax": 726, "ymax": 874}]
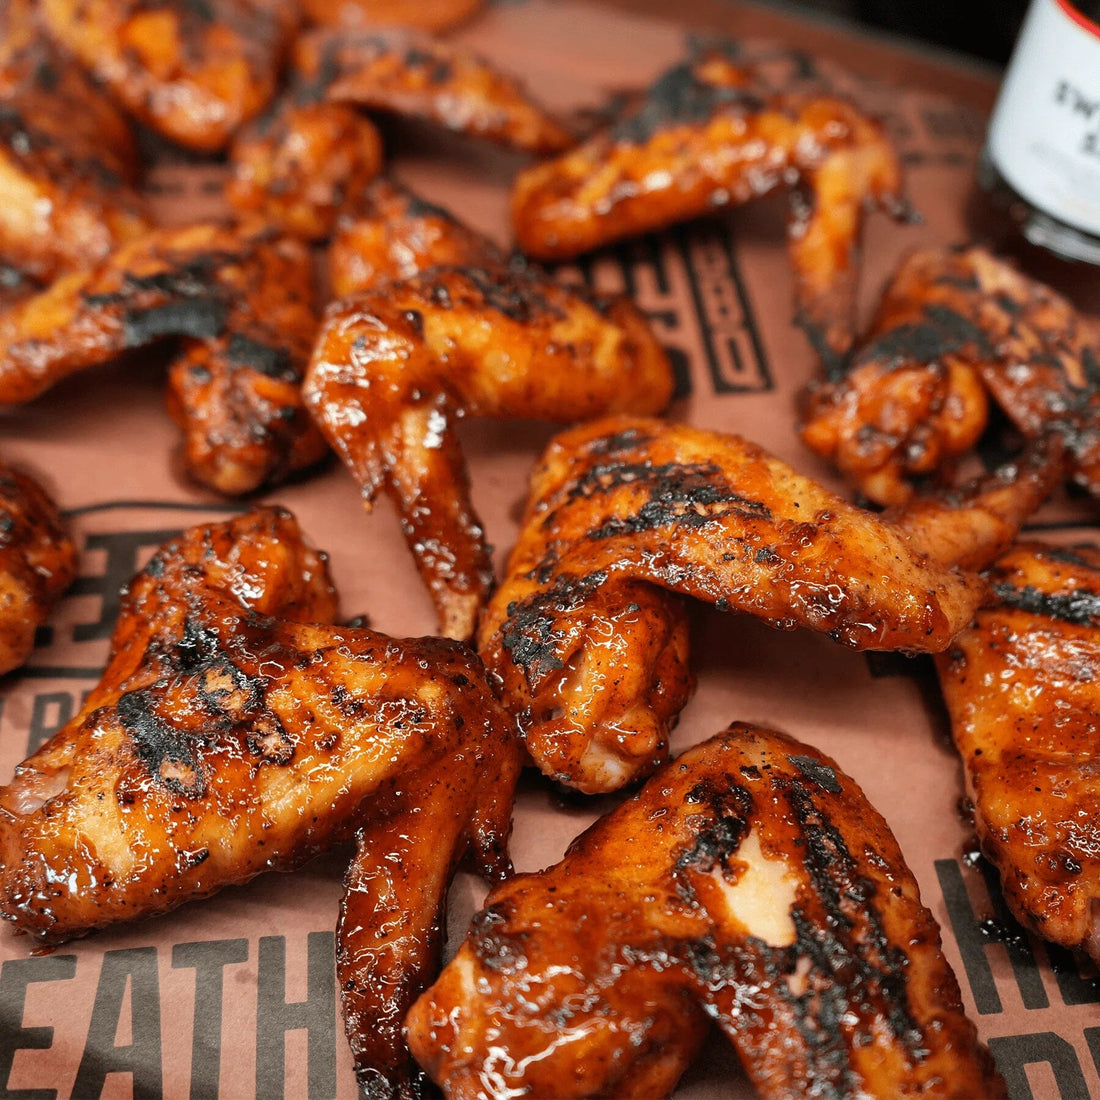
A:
[
  {"xmin": 40, "ymin": 0, "xmax": 297, "ymax": 153},
  {"xmin": 801, "ymin": 245, "xmax": 1100, "ymax": 505},
  {"xmin": 328, "ymin": 177, "xmax": 504, "ymax": 299},
  {"xmin": 478, "ymin": 416, "xmax": 1057, "ymax": 792},
  {"xmin": 304, "ymin": 267, "xmax": 673, "ymax": 642},
  {"xmin": 0, "ymin": 507, "xmax": 521, "ymax": 1095},
  {"xmin": 408, "ymin": 723, "xmax": 1005, "ymax": 1100},
  {"xmin": 295, "ymin": 28, "xmax": 574, "ymax": 154},
  {"xmin": 0, "ymin": 463, "xmax": 76, "ymax": 676},
  {"xmin": 300, "ymin": 0, "xmax": 484, "ymax": 33},
  {"xmin": 936, "ymin": 541, "xmax": 1100, "ymax": 962},
  {"xmin": 227, "ymin": 100, "xmax": 384, "ymax": 241},
  {"xmin": 512, "ymin": 48, "xmax": 906, "ymax": 369},
  {"xmin": 0, "ymin": 223, "xmax": 325, "ymax": 494},
  {"xmin": 0, "ymin": 1, "xmax": 150, "ymax": 280}
]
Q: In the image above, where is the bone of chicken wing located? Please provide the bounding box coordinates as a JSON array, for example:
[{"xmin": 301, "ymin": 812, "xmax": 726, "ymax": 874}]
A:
[
  {"xmin": 936, "ymin": 541, "xmax": 1100, "ymax": 962},
  {"xmin": 408, "ymin": 723, "xmax": 1005, "ymax": 1100},
  {"xmin": 295, "ymin": 28, "xmax": 574, "ymax": 154},
  {"xmin": 477, "ymin": 416, "xmax": 1057, "ymax": 793},
  {"xmin": 0, "ymin": 223, "xmax": 326, "ymax": 494},
  {"xmin": 0, "ymin": 463, "xmax": 76, "ymax": 677},
  {"xmin": 40, "ymin": 0, "xmax": 297, "ymax": 153},
  {"xmin": 0, "ymin": 507, "xmax": 521, "ymax": 1095},
  {"xmin": 328, "ymin": 177, "xmax": 504, "ymax": 299},
  {"xmin": 227, "ymin": 100, "xmax": 384, "ymax": 241},
  {"xmin": 0, "ymin": 2, "xmax": 150, "ymax": 280},
  {"xmin": 304, "ymin": 267, "xmax": 673, "ymax": 642},
  {"xmin": 512, "ymin": 49, "xmax": 906, "ymax": 369},
  {"xmin": 801, "ymin": 245, "xmax": 1100, "ymax": 505}
]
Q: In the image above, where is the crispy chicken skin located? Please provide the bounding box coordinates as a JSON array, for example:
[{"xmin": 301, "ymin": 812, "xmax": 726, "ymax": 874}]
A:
[
  {"xmin": 936, "ymin": 541, "xmax": 1100, "ymax": 963},
  {"xmin": 408, "ymin": 724, "xmax": 1005, "ymax": 1100},
  {"xmin": 478, "ymin": 417, "xmax": 1057, "ymax": 792},
  {"xmin": 328, "ymin": 178, "xmax": 504, "ymax": 299},
  {"xmin": 295, "ymin": 28, "xmax": 574, "ymax": 154},
  {"xmin": 512, "ymin": 49, "xmax": 906, "ymax": 369},
  {"xmin": 0, "ymin": 507, "xmax": 521, "ymax": 1095},
  {"xmin": 0, "ymin": 463, "xmax": 76, "ymax": 677},
  {"xmin": 304, "ymin": 267, "xmax": 673, "ymax": 642},
  {"xmin": 40, "ymin": 0, "xmax": 297, "ymax": 153},
  {"xmin": 300, "ymin": 0, "xmax": 484, "ymax": 33},
  {"xmin": 801, "ymin": 245, "xmax": 1100, "ymax": 505},
  {"xmin": 0, "ymin": 2, "xmax": 150, "ymax": 280},
  {"xmin": 227, "ymin": 100, "xmax": 384, "ymax": 241},
  {"xmin": 0, "ymin": 223, "xmax": 326, "ymax": 494}
]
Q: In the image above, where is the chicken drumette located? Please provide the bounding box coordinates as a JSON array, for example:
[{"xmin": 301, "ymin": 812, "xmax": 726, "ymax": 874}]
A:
[{"xmin": 408, "ymin": 723, "xmax": 1005, "ymax": 1099}]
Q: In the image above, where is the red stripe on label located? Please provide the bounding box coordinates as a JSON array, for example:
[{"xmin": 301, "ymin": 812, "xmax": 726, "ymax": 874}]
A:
[{"xmin": 1055, "ymin": 0, "xmax": 1100, "ymax": 38}]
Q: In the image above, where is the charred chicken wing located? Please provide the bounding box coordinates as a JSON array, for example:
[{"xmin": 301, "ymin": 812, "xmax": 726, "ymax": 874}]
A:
[
  {"xmin": 0, "ymin": 462, "xmax": 75, "ymax": 676},
  {"xmin": 801, "ymin": 245, "xmax": 1100, "ymax": 505},
  {"xmin": 304, "ymin": 267, "xmax": 673, "ymax": 642},
  {"xmin": 478, "ymin": 416, "xmax": 1056, "ymax": 792},
  {"xmin": 0, "ymin": 507, "xmax": 521, "ymax": 1096},
  {"xmin": 407, "ymin": 723, "xmax": 1005, "ymax": 1099},
  {"xmin": 295, "ymin": 27, "xmax": 574, "ymax": 154},
  {"xmin": 40, "ymin": 0, "xmax": 297, "ymax": 152},
  {"xmin": 0, "ymin": 223, "xmax": 326, "ymax": 494},
  {"xmin": 936, "ymin": 541, "xmax": 1100, "ymax": 962},
  {"xmin": 512, "ymin": 47, "xmax": 907, "ymax": 369},
  {"xmin": 0, "ymin": 1, "xmax": 150, "ymax": 280}
]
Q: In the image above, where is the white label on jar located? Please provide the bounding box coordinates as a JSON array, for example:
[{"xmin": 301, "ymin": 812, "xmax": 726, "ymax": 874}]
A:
[{"xmin": 989, "ymin": 0, "xmax": 1100, "ymax": 235}]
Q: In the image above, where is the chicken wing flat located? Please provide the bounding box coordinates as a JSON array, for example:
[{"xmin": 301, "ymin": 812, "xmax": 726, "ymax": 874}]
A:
[
  {"xmin": 295, "ymin": 28, "xmax": 574, "ymax": 154},
  {"xmin": 0, "ymin": 507, "xmax": 521, "ymax": 1093},
  {"xmin": 0, "ymin": 463, "xmax": 75, "ymax": 677},
  {"xmin": 801, "ymin": 245, "xmax": 1100, "ymax": 505},
  {"xmin": 40, "ymin": 0, "xmax": 297, "ymax": 152},
  {"xmin": 512, "ymin": 48, "xmax": 906, "ymax": 369},
  {"xmin": 304, "ymin": 267, "xmax": 673, "ymax": 642},
  {"xmin": 408, "ymin": 723, "xmax": 1005, "ymax": 1100},
  {"xmin": 328, "ymin": 177, "xmax": 503, "ymax": 299},
  {"xmin": 0, "ymin": 2, "xmax": 150, "ymax": 280},
  {"xmin": 478, "ymin": 416, "xmax": 1057, "ymax": 793},
  {"xmin": 0, "ymin": 223, "xmax": 326, "ymax": 494},
  {"xmin": 300, "ymin": 0, "xmax": 484, "ymax": 33},
  {"xmin": 936, "ymin": 541, "xmax": 1100, "ymax": 962},
  {"xmin": 227, "ymin": 100, "xmax": 385, "ymax": 241}
]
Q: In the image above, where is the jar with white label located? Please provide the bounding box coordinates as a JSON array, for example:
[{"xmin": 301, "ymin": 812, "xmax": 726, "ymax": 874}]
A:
[{"xmin": 979, "ymin": 0, "xmax": 1100, "ymax": 263}]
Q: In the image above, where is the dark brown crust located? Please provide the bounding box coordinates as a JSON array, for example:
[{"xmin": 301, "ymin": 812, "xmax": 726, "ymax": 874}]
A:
[
  {"xmin": 0, "ymin": 462, "xmax": 76, "ymax": 676},
  {"xmin": 407, "ymin": 724, "xmax": 1005, "ymax": 1099}
]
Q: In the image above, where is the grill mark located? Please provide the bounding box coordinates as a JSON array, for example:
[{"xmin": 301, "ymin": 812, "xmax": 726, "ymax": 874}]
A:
[
  {"xmin": 992, "ymin": 581, "xmax": 1100, "ymax": 626},
  {"xmin": 123, "ymin": 299, "xmax": 229, "ymax": 345},
  {"xmin": 117, "ymin": 689, "xmax": 207, "ymax": 800},
  {"xmin": 225, "ymin": 332, "xmax": 297, "ymax": 381}
]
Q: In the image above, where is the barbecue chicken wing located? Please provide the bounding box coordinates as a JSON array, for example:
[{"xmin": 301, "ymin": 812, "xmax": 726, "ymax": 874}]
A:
[
  {"xmin": 304, "ymin": 267, "xmax": 673, "ymax": 642},
  {"xmin": 300, "ymin": 0, "xmax": 484, "ymax": 33},
  {"xmin": 0, "ymin": 223, "xmax": 326, "ymax": 494},
  {"xmin": 328, "ymin": 177, "xmax": 504, "ymax": 299},
  {"xmin": 512, "ymin": 47, "xmax": 907, "ymax": 369},
  {"xmin": 0, "ymin": 507, "xmax": 521, "ymax": 1096},
  {"xmin": 0, "ymin": 462, "xmax": 76, "ymax": 677},
  {"xmin": 0, "ymin": 1, "xmax": 150, "ymax": 280},
  {"xmin": 227, "ymin": 100, "xmax": 384, "ymax": 241},
  {"xmin": 478, "ymin": 416, "xmax": 1058, "ymax": 792},
  {"xmin": 40, "ymin": 0, "xmax": 297, "ymax": 153},
  {"xmin": 295, "ymin": 28, "xmax": 574, "ymax": 154},
  {"xmin": 408, "ymin": 723, "xmax": 1005, "ymax": 1100},
  {"xmin": 936, "ymin": 541, "xmax": 1100, "ymax": 962},
  {"xmin": 801, "ymin": 245, "xmax": 1100, "ymax": 505}
]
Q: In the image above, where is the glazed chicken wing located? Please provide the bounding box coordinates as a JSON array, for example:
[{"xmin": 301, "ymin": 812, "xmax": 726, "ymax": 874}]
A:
[
  {"xmin": 0, "ymin": 223, "xmax": 326, "ymax": 494},
  {"xmin": 0, "ymin": 1, "xmax": 150, "ymax": 280},
  {"xmin": 0, "ymin": 462, "xmax": 76, "ymax": 676},
  {"xmin": 512, "ymin": 47, "xmax": 907, "ymax": 369},
  {"xmin": 477, "ymin": 416, "xmax": 1058, "ymax": 792},
  {"xmin": 295, "ymin": 27, "xmax": 574, "ymax": 154},
  {"xmin": 936, "ymin": 541, "xmax": 1100, "ymax": 962},
  {"xmin": 328, "ymin": 177, "xmax": 504, "ymax": 299},
  {"xmin": 40, "ymin": 0, "xmax": 297, "ymax": 152},
  {"xmin": 304, "ymin": 267, "xmax": 673, "ymax": 641},
  {"xmin": 0, "ymin": 507, "xmax": 521, "ymax": 1095},
  {"xmin": 408, "ymin": 723, "xmax": 1005, "ymax": 1099},
  {"xmin": 801, "ymin": 245, "xmax": 1100, "ymax": 505}
]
